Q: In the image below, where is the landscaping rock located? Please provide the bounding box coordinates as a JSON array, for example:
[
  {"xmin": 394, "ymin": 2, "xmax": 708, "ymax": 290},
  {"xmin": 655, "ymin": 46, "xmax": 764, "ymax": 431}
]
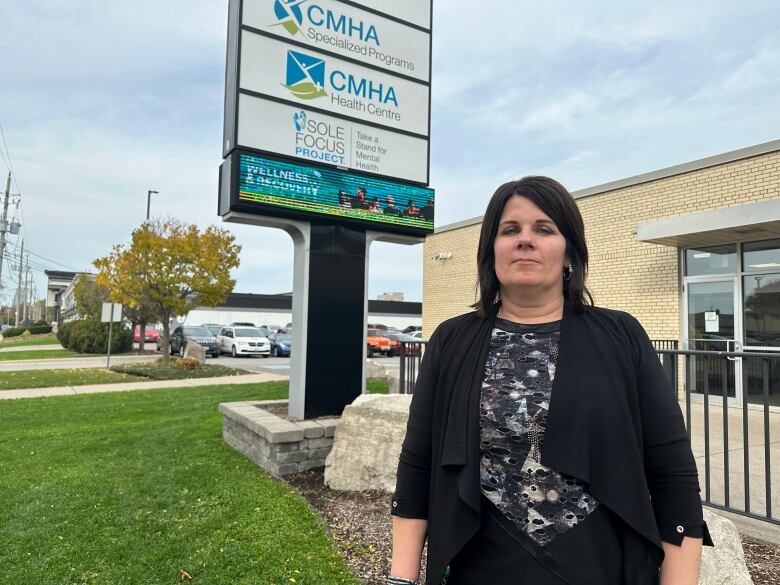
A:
[
  {"xmin": 365, "ymin": 360, "xmax": 386, "ymax": 380},
  {"xmin": 387, "ymin": 372, "xmax": 400, "ymax": 394},
  {"xmin": 184, "ymin": 342, "xmax": 206, "ymax": 364},
  {"xmin": 324, "ymin": 394, "xmax": 412, "ymax": 492},
  {"xmin": 700, "ymin": 508, "xmax": 754, "ymax": 584}
]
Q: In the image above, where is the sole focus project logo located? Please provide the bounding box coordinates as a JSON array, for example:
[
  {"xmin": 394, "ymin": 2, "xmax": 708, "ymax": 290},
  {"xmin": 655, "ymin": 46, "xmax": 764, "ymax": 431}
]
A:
[
  {"xmin": 292, "ymin": 110, "xmax": 346, "ymax": 165},
  {"xmin": 273, "ymin": 0, "xmax": 307, "ymax": 36},
  {"xmin": 293, "ymin": 110, "xmax": 308, "ymax": 132},
  {"xmin": 285, "ymin": 50, "xmax": 327, "ymax": 100}
]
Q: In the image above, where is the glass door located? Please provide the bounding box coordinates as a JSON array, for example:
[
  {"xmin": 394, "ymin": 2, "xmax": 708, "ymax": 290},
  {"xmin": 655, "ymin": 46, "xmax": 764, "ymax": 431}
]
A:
[{"xmin": 685, "ymin": 279, "xmax": 740, "ymax": 404}]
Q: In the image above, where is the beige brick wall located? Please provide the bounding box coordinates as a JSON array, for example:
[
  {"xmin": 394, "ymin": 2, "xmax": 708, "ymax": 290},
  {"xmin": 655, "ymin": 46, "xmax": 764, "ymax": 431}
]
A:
[{"xmin": 423, "ymin": 150, "xmax": 780, "ymax": 339}]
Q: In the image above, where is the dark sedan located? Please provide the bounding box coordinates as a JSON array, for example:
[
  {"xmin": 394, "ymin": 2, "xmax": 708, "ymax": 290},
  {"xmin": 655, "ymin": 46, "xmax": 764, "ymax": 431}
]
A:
[
  {"xmin": 269, "ymin": 331, "xmax": 292, "ymax": 357},
  {"xmin": 169, "ymin": 325, "xmax": 220, "ymax": 358}
]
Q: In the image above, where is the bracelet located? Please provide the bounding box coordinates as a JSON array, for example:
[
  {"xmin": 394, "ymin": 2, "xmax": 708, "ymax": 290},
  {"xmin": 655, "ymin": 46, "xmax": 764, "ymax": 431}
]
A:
[{"xmin": 387, "ymin": 577, "xmax": 419, "ymax": 585}]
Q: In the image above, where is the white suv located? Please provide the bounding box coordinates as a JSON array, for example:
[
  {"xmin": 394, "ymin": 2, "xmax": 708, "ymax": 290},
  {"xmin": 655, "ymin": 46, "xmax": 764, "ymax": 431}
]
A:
[{"xmin": 218, "ymin": 326, "xmax": 271, "ymax": 358}]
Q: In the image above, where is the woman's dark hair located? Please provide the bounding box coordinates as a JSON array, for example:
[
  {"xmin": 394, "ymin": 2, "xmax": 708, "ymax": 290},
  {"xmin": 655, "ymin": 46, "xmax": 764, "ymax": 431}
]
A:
[{"xmin": 471, "ymin": 176, "xmax": 593, "ymax": 317}]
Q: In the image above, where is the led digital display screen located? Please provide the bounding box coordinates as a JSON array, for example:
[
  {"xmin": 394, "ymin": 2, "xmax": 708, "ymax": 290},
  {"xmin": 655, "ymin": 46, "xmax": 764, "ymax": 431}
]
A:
[{"xmin": 237, "ymin": 153, "xmax": 434, "ymax": 232}]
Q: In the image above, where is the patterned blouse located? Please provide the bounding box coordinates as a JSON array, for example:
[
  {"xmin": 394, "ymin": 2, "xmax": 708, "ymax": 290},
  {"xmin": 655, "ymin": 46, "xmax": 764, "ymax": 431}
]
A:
[{"xmin": 479, "ymin": 317, "xmax": 600, "ymax": 547}]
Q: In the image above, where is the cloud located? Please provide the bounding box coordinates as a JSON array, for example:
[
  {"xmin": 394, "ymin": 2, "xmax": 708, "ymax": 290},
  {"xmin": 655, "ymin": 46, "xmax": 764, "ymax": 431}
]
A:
[{"xmin": 1, "ymin": 0, "xmax": 779, "ymax": 304}]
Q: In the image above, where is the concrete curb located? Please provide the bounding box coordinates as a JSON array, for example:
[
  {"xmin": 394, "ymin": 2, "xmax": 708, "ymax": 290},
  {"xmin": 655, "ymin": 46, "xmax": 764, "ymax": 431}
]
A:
[{"xmin": 0, "ymin": 372, "xmax": 289, "ymax": 400}]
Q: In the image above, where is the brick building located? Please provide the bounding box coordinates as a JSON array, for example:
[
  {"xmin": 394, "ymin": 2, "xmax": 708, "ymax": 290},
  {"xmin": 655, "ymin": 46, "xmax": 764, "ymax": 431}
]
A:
[{"xmin": 424, "ymin": 139, "xmax": 780, "ymax": 409}]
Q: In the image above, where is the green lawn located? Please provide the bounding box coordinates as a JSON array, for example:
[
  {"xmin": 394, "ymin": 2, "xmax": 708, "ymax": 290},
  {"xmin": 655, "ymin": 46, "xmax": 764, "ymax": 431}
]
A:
[
  {"xmin": 0, "ymin": 349, "xmax": 78, "ymax": 361},
  {"xmin": 0, "ymin": 368, "xmax": 146, "ymax": 390},
  {"xmin": 0, "ymin": 382, "xmax": 362, "ymax": 585},
  {"xmin": 0, "ymin": 334, "xmax": 60, "ymax": 348},
  {"xmin": 366, "ymin": 378, "xmax": 390, "ymax": 394}
]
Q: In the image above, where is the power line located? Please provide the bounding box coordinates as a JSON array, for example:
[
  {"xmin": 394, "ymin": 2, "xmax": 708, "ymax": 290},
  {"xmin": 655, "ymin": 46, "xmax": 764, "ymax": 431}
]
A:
[{"xmin": 25, "ymin": 249, "xmax": 83, "ymax": 272}]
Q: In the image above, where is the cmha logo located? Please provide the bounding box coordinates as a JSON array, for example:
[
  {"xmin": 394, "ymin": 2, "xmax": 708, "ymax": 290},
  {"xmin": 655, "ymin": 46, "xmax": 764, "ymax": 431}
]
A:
[
  {"xmin": 272, "ymin": 0, "xmax": 380, "ymax": 45},
  {"xmin": 284, "ymin": 50, "xmax": 398, "ymax": 106}
]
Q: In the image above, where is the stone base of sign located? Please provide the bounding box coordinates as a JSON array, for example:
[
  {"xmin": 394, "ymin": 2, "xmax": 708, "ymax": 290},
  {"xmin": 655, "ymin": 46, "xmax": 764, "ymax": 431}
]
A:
[
  {"xmin": 184, "ymin": 342, "xmax": 206, "ymax": 364},
  {"xmin": 219, "ymin": 400, "xmax": 339, "ymax": 476},
  {"xmin": 324, "ymin": 394, "xmax": 413, "ymax": 492},
  {"xmin": 366, "ymin": 359, "xmax": 387, "ymax": 380}
]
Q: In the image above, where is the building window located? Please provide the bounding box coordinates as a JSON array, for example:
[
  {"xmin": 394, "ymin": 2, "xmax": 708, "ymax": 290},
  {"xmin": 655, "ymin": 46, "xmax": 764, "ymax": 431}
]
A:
[
  {"xmin": 742, "ymin": 238, "xmax": 780, "ymax": 273},
  {"xmin": 684, "ymin": 244, "xmax": 737, "ymax": 276}
]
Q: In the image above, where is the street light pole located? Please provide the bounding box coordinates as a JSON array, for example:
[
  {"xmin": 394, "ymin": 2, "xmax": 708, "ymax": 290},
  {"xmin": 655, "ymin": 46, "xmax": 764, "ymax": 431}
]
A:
[{"xmin": 146, "ymin": 189, "xmax": 159, "ymax": 221}]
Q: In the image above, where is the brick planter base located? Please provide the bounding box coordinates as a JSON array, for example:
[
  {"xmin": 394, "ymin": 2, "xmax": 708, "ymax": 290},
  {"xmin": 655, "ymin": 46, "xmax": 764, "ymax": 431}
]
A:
[{"xmin": 218, "ymin": 400, "xmax": 339, "ymax": 476}]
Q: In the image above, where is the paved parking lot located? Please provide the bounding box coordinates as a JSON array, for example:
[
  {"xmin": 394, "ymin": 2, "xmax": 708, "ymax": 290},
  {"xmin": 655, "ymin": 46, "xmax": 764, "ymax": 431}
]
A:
[{"xmin": 215, "ymin": 353, "xmax": 400, "ymax": 376}]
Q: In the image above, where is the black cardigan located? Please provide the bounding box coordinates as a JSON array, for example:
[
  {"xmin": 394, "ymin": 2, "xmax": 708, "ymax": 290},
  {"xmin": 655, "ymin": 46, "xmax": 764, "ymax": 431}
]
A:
[{"xmin": 392, "ymin": 302, "xmax": 713, "ymax": 585}]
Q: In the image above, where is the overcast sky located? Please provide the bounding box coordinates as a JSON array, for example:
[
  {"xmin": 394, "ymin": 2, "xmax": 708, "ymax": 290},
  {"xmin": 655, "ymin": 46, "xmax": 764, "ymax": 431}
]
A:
[{"xmin": 1, "ymin": 0, "xmax": 778, "ymax": 304}]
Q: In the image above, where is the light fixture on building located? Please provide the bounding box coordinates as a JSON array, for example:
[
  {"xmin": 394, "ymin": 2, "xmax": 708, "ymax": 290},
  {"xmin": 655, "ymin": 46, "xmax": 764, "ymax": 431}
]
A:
[{"xmin": 434, "ymin": 251, "xmax": 453, "ymax": 261}]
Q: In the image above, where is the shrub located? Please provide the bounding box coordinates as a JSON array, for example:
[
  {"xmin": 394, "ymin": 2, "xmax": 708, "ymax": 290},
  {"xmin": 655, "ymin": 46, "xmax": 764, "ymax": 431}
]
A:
[
  {"xmin": 57, "ymin": 321, "xmax": 74, "ymax": 348},
  {"xmin": 58, "ymin": 319, "xmax": 133, "ymax": 354},
  {"xmin": 2, "ymin": 325, "xmax": 53, "ymax": 338}
]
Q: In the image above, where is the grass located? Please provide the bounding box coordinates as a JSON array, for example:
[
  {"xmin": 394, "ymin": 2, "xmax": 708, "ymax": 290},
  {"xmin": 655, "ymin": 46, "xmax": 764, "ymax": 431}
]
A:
[
  {"xmin": 366, "ymin": 378, "xmax": 390, "ymax": 394},
  {"xmin": 110, "ymin": 361, "xmax": 247, "ymax": 381},
  {"xmin": 0, "ymin": 368, "xmax": 146, "ymax": 390},
  {"xmin": 0, "ymin": 334, "xmax": 60, "ymax": 348},
  {"xmin": 0, "ymin": 382, "xmax": 362, "ymax": 585}
]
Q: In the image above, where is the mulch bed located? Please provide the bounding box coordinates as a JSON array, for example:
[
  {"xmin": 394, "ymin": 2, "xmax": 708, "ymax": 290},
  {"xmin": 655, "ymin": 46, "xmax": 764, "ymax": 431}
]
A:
[{"xmin": 285, "ymin": 468, "xmax": 779, "ymax": 585}]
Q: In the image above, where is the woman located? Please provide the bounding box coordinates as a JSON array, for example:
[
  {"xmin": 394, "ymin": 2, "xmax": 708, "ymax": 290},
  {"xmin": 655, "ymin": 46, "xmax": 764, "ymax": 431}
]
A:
[{"xmin": 388, "ymin": 177, "xmax": 713, "ymax": 585}]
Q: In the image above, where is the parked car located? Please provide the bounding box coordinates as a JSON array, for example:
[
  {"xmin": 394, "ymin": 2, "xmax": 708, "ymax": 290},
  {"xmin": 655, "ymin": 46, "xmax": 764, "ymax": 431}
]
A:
[
  {"xmin": 367, "ymin": 323, "xmax": 388, "ymax": 332},
  {"xmin": 410, "ymin": 330, "xmax": 423, "ymax": 340},
  {"xmin": 262, "ymin": 324, "xmax": 284, "ymax": 333},
  {"xmin": 202, "ymin": 324, "xmax": 225, "ymax": 337},
  {"xmin": 168, "ymin": 325, "xmax": 220, "ymax": 358},
  {"xmin": 383, "ymin": 332, "xmax": 422, "ymax": 356},
  {"xmin": 268, "ymin": 330, "xmax": 292, "ymax": 357},
  {"xmin": 367, "ymin": 328, "xmax": 393, "ymax": 357},
  {"xmin": 133, "ymin": 326, "xmax": 160, "ymax": 343},
  {"xmin": 403, "ymin": 325, "xmax": 422, "ymax": 334},
  {"xmin": 218, "ymin": 326, "xmax": 271, "ymax": 358},
  {"xmin": 229, "ymin": 321, "xmax": 256, "ymax": 327}
]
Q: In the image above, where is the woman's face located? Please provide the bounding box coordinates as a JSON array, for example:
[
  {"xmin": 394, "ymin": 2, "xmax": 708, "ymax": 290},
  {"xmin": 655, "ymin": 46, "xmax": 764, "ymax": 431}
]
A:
[{"xmin": 493, "ymin": 195, "xmax": 569, "ymax": 296}]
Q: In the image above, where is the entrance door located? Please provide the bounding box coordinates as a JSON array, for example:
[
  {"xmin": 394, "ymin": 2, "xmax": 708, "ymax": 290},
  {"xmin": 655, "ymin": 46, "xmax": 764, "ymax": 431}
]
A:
[{"xmin": 685, "ymin": 279, "xmax": 740, "ymax": 404}]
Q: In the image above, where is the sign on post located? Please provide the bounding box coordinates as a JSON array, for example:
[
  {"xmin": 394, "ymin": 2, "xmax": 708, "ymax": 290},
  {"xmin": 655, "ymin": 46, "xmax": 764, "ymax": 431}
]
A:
[
  {"xmin": 221, "ymin": 0, "xmax": 435, "ymax": 236},
  {"xmin": 101, "ymin": 302, "xmax": 123, "ymax": 368},
  {"xmin": 101, "ymin": 303, "xmax": 123, "ymax": 323}
]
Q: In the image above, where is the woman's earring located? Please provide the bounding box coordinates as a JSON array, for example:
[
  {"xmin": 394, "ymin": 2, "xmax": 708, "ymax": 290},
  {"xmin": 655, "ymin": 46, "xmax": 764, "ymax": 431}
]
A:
[{"xmin": 563, "ymin": 264, "xmax": 574, "ymax": 281}]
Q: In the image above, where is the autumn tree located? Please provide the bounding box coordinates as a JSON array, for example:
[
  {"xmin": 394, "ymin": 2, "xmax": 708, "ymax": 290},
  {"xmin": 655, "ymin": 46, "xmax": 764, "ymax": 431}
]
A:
[
  {"xmin": 72, "ymin": 274, "xmax": 109, "ymax": 320},
  {"xmin": 94, "ymin": 219, "xmax": 241, "ymax": 364}
]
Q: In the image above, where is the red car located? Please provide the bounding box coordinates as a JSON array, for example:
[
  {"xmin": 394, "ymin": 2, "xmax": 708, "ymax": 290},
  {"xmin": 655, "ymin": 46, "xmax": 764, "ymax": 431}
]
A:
[
  {"xmin": 383, "ymin": 332, "xmax": 422, "ymax": 357},
  {"xmin": 134, "ymin": 326, "xmax": 161, "ymax": 343}
]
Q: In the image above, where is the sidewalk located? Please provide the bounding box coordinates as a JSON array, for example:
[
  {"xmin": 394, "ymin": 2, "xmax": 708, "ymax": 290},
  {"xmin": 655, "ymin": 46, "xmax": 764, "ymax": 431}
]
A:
[
  {"xmin": 0, "ymin": 372, "xmax": 289, "ymax": 400},
  {"xmin": 0, "ymin": 344, "xmax": 65, "ymax": 352},
  {"xmin": 0, "ymin": 353, "xmax": 159, "ymax": 371}
]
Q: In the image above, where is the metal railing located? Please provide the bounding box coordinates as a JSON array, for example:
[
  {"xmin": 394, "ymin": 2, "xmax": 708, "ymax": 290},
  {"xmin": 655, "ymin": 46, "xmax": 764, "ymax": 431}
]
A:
[
  {"xmin": 398, "ymin": 340, "xmax": 427, "ymax": 395},
  {"xmin": 398, "ymin": 338, "xmax": 778, "ymax": 525},
  {"xmin": 655, "ymin": 347, "xmax": 778, "ymax": 526}
]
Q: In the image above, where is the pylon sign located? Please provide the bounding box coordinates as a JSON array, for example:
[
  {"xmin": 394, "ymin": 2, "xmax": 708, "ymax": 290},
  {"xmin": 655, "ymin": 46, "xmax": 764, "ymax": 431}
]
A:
[{"xmin": 221, "ymin": 0, "xmax": 434, "ymax": 236}]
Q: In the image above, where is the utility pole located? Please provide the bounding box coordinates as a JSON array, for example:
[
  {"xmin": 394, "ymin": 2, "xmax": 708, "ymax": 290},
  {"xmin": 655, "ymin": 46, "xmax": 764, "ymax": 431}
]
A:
[
  {"xmin": 0, "ymin": 172, "xmax": 11, "ymax": 286},
  {"xmin": 24, "ymin": 264, "xmax": 31, "ymax": 321},
  {"xmin": 14, "ymin": 239, "xmax": 23, "ymax": 327}
]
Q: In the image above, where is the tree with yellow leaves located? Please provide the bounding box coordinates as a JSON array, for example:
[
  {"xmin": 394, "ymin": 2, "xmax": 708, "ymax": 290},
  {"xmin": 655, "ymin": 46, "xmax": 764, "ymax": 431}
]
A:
[{"xmin": 93, "ymin": 219, "xmax": 241, "ymax": 364}]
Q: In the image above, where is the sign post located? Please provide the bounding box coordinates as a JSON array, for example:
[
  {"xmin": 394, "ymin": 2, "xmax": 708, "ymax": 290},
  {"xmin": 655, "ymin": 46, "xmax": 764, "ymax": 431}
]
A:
[
  {"xmin": 220, "ymin": 0, "xmax": 433, "ymax": 418},
  {"xmin": 101, "ymin": 302, "xmax": 123, "ymax": 368}
]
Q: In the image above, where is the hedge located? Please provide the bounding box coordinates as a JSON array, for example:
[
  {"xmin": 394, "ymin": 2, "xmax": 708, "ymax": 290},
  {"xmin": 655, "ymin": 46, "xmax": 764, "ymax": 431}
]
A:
[
  {"xmin": 2, "ymin": 325, "xmax": 53, "ymax": 338},
  {"xmin": 57, "ymin": 319, "xmax": 132, "ymax": 354}
]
